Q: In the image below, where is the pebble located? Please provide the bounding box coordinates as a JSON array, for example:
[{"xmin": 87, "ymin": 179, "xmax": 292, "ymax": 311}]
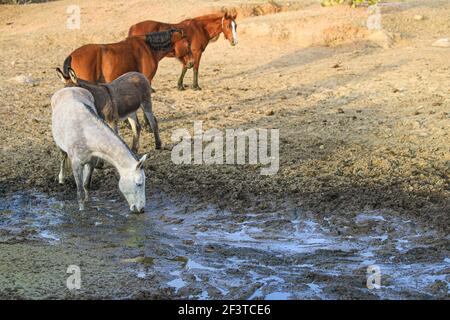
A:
[
  {"xmin": 432, "ymin": 38, "xmax": 450, "ymax": 48},
  {"xmin": 413, "ymin": 15, "xmax": 424, "ymax": 21},
  {"xmin": 10, "ymin": 75, "xmax": 37, "ymax": 86}
]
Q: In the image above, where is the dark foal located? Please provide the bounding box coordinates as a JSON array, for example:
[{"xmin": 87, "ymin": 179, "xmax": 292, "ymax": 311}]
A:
[{"xmin": 57, "ymin": 68, "xmax": 161, "ymax": 152}]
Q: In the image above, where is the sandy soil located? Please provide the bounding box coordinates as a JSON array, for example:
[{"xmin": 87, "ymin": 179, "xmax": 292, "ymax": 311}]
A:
[{"xmin": 0, "ymin": 0, "xmax": 449, "ymax": 299}]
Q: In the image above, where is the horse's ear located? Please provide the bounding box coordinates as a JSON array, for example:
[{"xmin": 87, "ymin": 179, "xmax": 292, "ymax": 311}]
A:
[
  {"xmin": 136, "ymin": 154, "xmax": 148, "ymax": 170},
  {"xmin": 68, "ymin": 67, "xmax": 78, "ymax": 84},
  {"xmin": 232, "ymin": 12, "xmax": 237, "ymax": 20},
  {"xmin": 56, "ymin": 68, "xmax": 67, "ymax": 83}
]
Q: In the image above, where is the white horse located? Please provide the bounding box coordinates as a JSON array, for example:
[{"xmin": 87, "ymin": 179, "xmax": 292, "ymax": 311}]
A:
[{"xmin": 51, "ymin": 87, "xmax": 148, "ymax": 212}]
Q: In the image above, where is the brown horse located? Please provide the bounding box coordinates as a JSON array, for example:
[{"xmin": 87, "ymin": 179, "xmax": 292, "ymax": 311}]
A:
[
  {"xmin": 128, "ymin": 12, "xmax": 238, "ymax": 90},
  {"xmin": 56, "ymin": 68, "xmax": 161, "ymax": 152},
  {"xmin": 61, "ymin": 29, "xmax": 194, "ymax": 91}
]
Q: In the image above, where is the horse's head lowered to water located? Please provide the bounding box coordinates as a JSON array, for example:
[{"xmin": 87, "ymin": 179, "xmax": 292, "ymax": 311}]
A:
[
  {"xmin": 221, "ymin": 11, "xmax": 238, "ymax": 46},
  {"xmin": 146, "ymin": 29, "xmax": 194, "ymax": 68},
  {"xmin": 119, "ymin": 154, "xmax": 147, "ymax": 213},
  {"xmin": 51, "ymin": 87, "xmax": 149, "ymax": 213}
]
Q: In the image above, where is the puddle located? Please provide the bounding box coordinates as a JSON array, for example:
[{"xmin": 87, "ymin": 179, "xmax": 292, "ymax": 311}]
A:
[{"xmin": 0, "ymin": 191, "xmax": 448, "ymax": 299}]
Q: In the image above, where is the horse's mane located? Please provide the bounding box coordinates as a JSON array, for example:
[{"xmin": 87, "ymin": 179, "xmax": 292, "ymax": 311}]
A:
[
  {"xmin": 193, "ymin": 13, "xmax": 224, "ymax": 21},
  {"xmin": 190, "ymin": 13, "xmax": 225, "ymax": 25},
  {"xmin": 145, "ymin": 29, "xmax": 180, "ymax": 51},
  {"xmin": 74, "ymin": 79, "xmax": 119, "ymax": 125}
]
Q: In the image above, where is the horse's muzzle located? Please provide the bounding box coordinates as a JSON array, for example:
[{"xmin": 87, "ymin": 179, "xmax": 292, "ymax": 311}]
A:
[{"xmin": 130, "ymin": 205, "xmax": 145, "ymax": 213}]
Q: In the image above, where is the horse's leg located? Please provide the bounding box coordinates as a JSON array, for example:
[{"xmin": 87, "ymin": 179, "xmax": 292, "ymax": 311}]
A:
[
  {"xmin": 148, "ymin": 69, "xmax": 157, "ymax": 93},
  {"xmin": 140, "ymin": 55, "xmax": 157, "ymax": 93},
  {"xmin": 192, "ymin": 51, "xmax": 203, "ymax": 91},
  {"xmin": 71, "ymin": 158, "xmax": 85, "ymax": 210},
  {"xmin": 82, "ymin": 160, "xmax": 94, "ymax": 202},
  {"xmin": 178, "ymin": 66, "xmax": 188, "ymax": 91},
  {"xmin": 142, "ymin": 100, "xmax": 161, "ymax": 150},
  {"xmin": 127, "ymin": 113, "xmax": 141, "ymax": 153},
  {"xmin": 58, "ymin": 149, "xmax": 68, "ymax": 184},
  {"xmin": 143, "ymin": 112, "xmax": 151, "ymax": 131}
]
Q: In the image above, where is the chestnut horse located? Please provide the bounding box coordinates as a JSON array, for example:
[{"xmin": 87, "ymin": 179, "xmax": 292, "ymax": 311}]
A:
[
  {"xmin": 128, "ymin": 12, "xmax": 238, "ymax": 90},
  {"xmin": 61, "ymin": 29, "xmax": 194, "ymax": 91}
]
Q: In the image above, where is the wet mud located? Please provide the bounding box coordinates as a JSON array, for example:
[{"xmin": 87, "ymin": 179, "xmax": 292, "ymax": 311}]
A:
[{"xmin": 0, "ymin": 190, "xmax": 447, "ymax": 299}]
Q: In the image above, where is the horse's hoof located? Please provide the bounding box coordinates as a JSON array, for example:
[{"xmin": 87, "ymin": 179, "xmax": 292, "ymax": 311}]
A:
[
  {"xmin": 178, "ymin": 86, "xmax": 185, "ymax": 91},
  {"xmin": 193, "ymin": 86, "xmax": 202, "ymax": 91},
  {"xmin": 155, "ymin": 144, "xmax": 162, "ymax": 150}
]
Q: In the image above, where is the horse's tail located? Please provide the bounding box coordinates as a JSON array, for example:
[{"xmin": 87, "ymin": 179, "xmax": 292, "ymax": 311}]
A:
[{"xmin": 62, "ymin": 55, "xmax": 72, "ymax": 77}]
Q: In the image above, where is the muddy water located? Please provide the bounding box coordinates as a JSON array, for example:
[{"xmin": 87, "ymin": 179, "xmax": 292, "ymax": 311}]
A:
[{"xmin": 0, "ymin": 191, "xmax": 448, "ymax": 299}]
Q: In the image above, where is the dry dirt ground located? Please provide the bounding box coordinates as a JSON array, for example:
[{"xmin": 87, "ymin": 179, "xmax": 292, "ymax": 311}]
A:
[{"xmin": 0, "ymin": 0, "xmax": 449, "ymax": 299}]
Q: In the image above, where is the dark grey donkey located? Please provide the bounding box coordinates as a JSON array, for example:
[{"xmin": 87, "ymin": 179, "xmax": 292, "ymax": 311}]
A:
[{"xmin": 56, "ymin": 68, "xmax": 161, "ymax": 152}]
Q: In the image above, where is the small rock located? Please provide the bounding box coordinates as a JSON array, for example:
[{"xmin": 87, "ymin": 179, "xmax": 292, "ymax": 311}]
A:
[
  {"xmin": 367, "ymin": 30, "xmax": 395, "ymax": 49},
  {"xmin": 337, "ymin": 108, "xmax": 344, "ymax": 114},
  {"xmin": 413, "ymin": 15, "xmax": 424, "ymax": 21},
  {"xmin": 428, "ymin": 280, "xmax": 448, "ymax": 297},
  {"xmin": 432, "ymin": 38, "xmax": 450, "ymax": 48},
  {"xmin": 10, "ymin": 75, "xmax": 36, "ymax": 86},
  {"xmin": 266, "ymin": 109, "xmax": 274, "ymax": 116},
  {"xmin": 418, "ymin": 132, "xmax": 428, "ymax": 137},
  {"xmin": 319, "ymin": 144, "xmax": 324, "ymax": 150}
]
